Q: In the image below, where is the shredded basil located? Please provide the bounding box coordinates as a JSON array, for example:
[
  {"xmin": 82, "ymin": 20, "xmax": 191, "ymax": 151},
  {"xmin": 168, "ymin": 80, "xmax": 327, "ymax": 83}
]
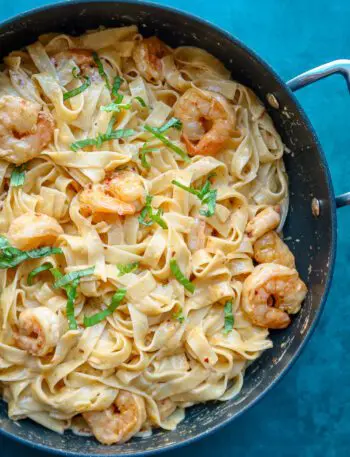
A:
[
  {"xmin": 117, "ymin": 262, "xmax": 139, "ymax": 276},
  {"xmin": 92, "ymin": 51, "xmax": 111, "ymax": 91},
  {"xmin": 223, "ymin": 300, "xmax": 234, "ymax": 335},
  {"xmin": 173, "ymin": 307, "xmax": 185, "ymax": 323},
  {"xmin": 144, "ymin": 125, "xmax": 189, "ymax": 162},
  {"xmin": 72, "ymin": 67, "xmax": 80, "ymax": 78},
  {"xmin": 53, "ymin": 266, "xmax": 95, "ymax": 289},
  {"xmin": 158, "ymin": 117, "xmax": 182, "ymax": 133},
  {"xmin": 171, "ymin": 176, "xmax": 217, "ymax": 217},
  {"xmin": 138, "ymin": 195, "xmax": 168, "ymax": 229},
  {"xmin": 63, "ymin": 76, "xmax": 91, "ymax": 101},
  {"xmin": 112, "ymin": 76, "xmax": 123, "ymax": 98},
  {"xmin": 100, "ymin": 102, "xmax": 131, "ymax": 112},
  {"xmin": 170, "ymin": 259, "xmax": 195, "ymax": 293},
  {"xmin": 70, "ymin": 129, "xmax": 135, "ymax": 152},
  {"xmin": 10, "ymin": 164, "xmax": 26, "ymax": 188},
  {"xmin": 134, "ymin": 96, "xmax": 147, "ymax": 108},
  {"xmin": 66, "ymin": 280, "xmax": 79, "ymax": 330},
  {"xmin": 27, "ymin": 262, "xmax": 53, "ymax": 285},
  {"xmin": 83, "ymin": 288, "xmax": 127, "ymax": 327},
  {"xmin": 0, "ymin": 239, "xmax": 62, "ymax": 270}
]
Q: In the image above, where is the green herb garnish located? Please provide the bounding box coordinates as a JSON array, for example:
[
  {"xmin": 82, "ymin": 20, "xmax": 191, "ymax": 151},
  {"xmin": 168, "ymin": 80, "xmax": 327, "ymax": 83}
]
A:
[
  {"xmin": 70, "ymin": 129, "xmax": 135, "ymax": 152},
  {"xmin": 0, "ymin": 237, "xmax": 62, "ymax": 270},
  {"xmin": 223, "ymin": 300, "xmax": 234, "ymax": 335},
  {"xmin": 144, "ymin": 125, "xmax": 189, "ymax": 162},
  {"xmin": 138, "ymin": 195, "xmax": 168, "ymax": 229},
  {"xmin": 83, "ymin": 288, "xmax": 127, "ymax": 327},
  {"xmin": 92, "ymin": 51, "xmax": 111, "ymax": 91},
  {"xmin": 173, "ymin": 307, "xmax": 185, "ymax": 323},
  {"xmin": 72, "ymin": 67, "xmax": 80, "ymax": 78},
  {"xmin": 27, "ymin": 262, "xmax": 54, "ymax": 285},
  {"xmin": 139, "ymin": 146, "xmax": 158, "ymax": 169},
  {"xmin": 100, "ymin": 102, "xmax": 131, "ymax": 112},
  {"xmin": 117, "ymin": 262, "xmax": 139, "ymax": 276},
  {"xmin": 171, "ymin": 176, "xmax": 217, "ymax": 217},
  {"xmin": 158, "ymin": 117, "xmax": 182, "ymax": 133},
  {"xmin": 134, "ymin": 96, "xmax": 147, "ymax": 108},
  {"xmin": 112, "ymin": 76, "xmax": 123, "ymax": 99},
  {"xmin": 53, "ymin": 266, "xmax": 95, "ymax": 289},
  {"xmin": 170, "ymin": 259, "xmax": 195, "ymax": 293},
  {"xmin": 10, "ymin": 164, "xmax": 26, "ymax": 188},
  {"xmin": 64, "ymin": 76, "xmax": 91, "ymax": 101}
]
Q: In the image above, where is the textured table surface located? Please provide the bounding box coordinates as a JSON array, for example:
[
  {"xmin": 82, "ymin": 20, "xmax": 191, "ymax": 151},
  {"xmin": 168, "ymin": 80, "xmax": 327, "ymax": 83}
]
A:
[{"xmin": 1, "ymin": 0, "xmax": 350, "ymax": 456}]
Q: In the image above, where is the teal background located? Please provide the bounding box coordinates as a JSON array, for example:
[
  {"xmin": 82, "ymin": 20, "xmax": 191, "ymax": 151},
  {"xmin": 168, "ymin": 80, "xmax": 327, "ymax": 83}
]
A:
[{"xmin": 1, "ymin": 0, "xmax": 350, "ymax": 455}]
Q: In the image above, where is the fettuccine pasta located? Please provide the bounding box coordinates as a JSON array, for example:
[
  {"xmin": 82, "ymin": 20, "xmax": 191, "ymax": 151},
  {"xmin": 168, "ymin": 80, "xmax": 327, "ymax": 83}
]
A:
[{"xmin": 0, "ymin": 26, "xmax": 307, "ymax": 445}]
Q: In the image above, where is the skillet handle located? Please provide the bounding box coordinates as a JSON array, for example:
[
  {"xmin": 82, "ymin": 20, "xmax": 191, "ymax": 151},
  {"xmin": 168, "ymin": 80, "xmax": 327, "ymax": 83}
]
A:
[{"xmin": 286, "ymin": 59, "xmax": 350, "ymax": 208}]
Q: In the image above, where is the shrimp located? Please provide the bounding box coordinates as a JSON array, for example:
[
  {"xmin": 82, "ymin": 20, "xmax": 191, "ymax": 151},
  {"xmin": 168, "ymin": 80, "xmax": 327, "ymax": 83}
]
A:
[
  {"xmin": 83, "ymin": 390, "xmax": 146, "ymax": 445},
  {"xmin": 79, "ymin": 170, "xmax": 146, "ymax": 219},
  {"xmin": 254, "ymin": 231, "xmax": 295, "ymax": 269},
  {"xmin": 15, "ymin": 307, "xmax": 60, "ymax": 356},
  {"xmin": 245, "ymin": 206, "xmax": 280, "ymax": 241},
  {"xmin": 53, "ymin": 49, "xmax": 94, "ymax": 71},
  {"xmin": 133, "ymin": 37, "xmax": 170, "ymax": 83},
  {"xmin": 174, "ymin": 88, "xmax": 236, "ymax": 156},
  {"xmin": 0, "ymin": 95, "xmax": 54, "ymax": 165},
  {"xmin": 241, "ymin": 263, "xmax": 307, "ymax": 329},
  {"xmin": 8, "ymin": 212, "xmax": 63, "ymax": 250}
]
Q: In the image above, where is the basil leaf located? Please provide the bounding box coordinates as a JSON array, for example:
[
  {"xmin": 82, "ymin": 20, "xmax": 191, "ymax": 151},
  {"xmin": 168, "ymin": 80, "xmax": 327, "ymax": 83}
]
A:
[
  {"xmin": 112, "ymin": 76, "xmax": 123, "ymax": 98},
  {"xmin": 144, "ymin": 125, "xmax": 190, "ymax": 162},
  {"xmin": 70, "ymin": 129, "xmax": 135, "ymax": 152},
  {"xmin": 223, "ymin": 300, "xmax": 234, "ymax": 335},
  {"xmin": 134, "ymin": 96, "xmax": 147, "ymax": 108},
  {"xmin": 117, "ymin": 262, "xmax": 139, "ymax": 276},
  {"xmin": 92, "ymin": 51, "xmax": 111, "ymax": 91},
  {"xmin": 172, "ymin": 178, "xmax": 217, "ymax": 217},
  {"xmin": 100, "ymin": 102, "xmax": 131, "ymax": 112},
  {"xmin": 0, "ymin": 236, "xmax": 11, "ymax": 249},
  {"xmin": 138, "ymin": 196, "xmax": 167, "ymax": 229},
  {"xmin": 63, "ymin": 76, "xmax": 91, "ymax": 101},
  {"xmin": 70, "ymin": 138, "xmax": 98, "ymax": 152},
  {"xmin": 53, "ymin": 266, "xmax": 95, "ymax": 289},
  {"xmin": 170, "ymin": 259, "xmax": 195, "ymax": 293},
  {"xmin": 66, "ymin": 279, "xmax": 79, "ymax": 330},
  {"xmin": 84, "ymin": 288, "xmax": 127, "ymax": 327},
  {"xmin": 173, "ymin": 307, "xmax": 185, "ymax": 323},
  {"xmin": 0, "ymin": 245, "xmax": 62, "ymax": 270},
  {"xmin": 158, "ymin": 117, "xmax": 182, "ymax": 133},
  {"xmin": 199, "ymin": 189, "xmax": 217, "ymax": 217},
  {"xmin": 10, "ymin": 164, "xmax": 26, "ymax": 188},
  {"xmin": 140, "ymin": 146, "xmax": 158, "ymax": 169},
  {"xmin": 172, "ymin": 180, "xmax": 201, "ymax": 197},
  {"xmin": 27, "ymin": 262, "xmax": 53, "ymax": 285}
]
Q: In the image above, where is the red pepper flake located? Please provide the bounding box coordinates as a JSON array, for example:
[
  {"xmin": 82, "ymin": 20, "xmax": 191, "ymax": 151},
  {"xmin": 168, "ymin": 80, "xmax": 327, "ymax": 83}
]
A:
[{"xmin": 204, "ymin": 357, "xmax": 209, "ymax": 363}]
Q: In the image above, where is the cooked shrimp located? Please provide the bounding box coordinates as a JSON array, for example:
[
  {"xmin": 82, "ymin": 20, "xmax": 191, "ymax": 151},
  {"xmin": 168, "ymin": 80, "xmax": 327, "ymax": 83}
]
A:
[
  {"xmin": 0, "ymin": 95, "xmax": 54, "ymax": 165},
  {"xmin": 174, "ymin": 88, "xmax": 235, "ymax": 156},
  {"xmin": 8, "ymin": 212, "xmax": 63, "ymax": 250},
  {"xmin": 15, "ymin": 307, "xmax": 60, "ymax": 356},
  {"xmin": 245, "ymin": 206, "xmax": 280, "ymax": 241},
  {"xmin": 79, "ymin": 170, "xmax": 146, "ymax": 218},
  {"xmin": 133, "ymin": 37, "xmax": 169, "ymax": 82},
  {"xmin": 254, "ymin": 231, "xmax": 295, "ymax": 269},
  {"xmin": 242, "ymin": 263, "xmax": 307, "ymax": 329},
  {"xmin": 83, "ymin": 390, "xmax": 146, "ymax": 445},
  {"xmin": 53, "ymin": 49, "xmax": 94, "ymax": 71}
]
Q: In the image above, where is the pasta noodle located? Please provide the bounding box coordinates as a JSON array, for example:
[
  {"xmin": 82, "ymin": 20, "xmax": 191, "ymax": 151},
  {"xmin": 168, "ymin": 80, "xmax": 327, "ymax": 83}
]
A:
[{"xmin": 0, "ymin": 26, "xmax": 307, "ymax": 445}]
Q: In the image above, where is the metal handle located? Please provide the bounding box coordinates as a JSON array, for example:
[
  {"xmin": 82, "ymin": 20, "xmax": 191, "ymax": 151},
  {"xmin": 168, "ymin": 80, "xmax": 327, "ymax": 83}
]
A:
[{"xmin": 286, "ymin": 59, "xmax": 350, "ymax": 208}]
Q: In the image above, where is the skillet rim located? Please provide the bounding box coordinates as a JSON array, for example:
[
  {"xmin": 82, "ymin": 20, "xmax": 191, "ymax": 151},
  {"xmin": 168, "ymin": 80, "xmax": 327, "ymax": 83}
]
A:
[{"xmin": 0, "ymin": 1, "xmax": 337, "ymax": 455}]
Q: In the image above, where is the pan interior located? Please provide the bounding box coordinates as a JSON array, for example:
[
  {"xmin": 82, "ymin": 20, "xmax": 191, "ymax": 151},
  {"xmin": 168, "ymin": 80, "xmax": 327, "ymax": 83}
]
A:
[{"xmin": 0, "ymin": 2, "xmax": 336, "ymax": 455}]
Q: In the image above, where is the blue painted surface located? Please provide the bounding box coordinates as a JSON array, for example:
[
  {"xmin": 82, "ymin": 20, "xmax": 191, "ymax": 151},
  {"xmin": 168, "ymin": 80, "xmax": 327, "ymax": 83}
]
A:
[{"xmin": 1, "ymin": 0, "xmax": 350, "ymax": 455}]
